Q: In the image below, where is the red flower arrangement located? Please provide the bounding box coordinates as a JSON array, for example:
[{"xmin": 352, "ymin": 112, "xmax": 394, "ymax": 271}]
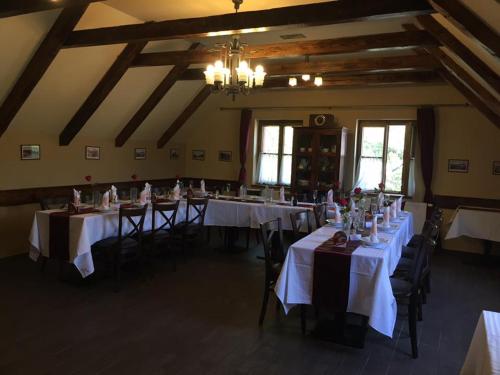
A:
[
  {"xmin": 339, "ymin": 198, "xmax": 348, "ymax": 207},
  {"xmin": 354, "ymin": 187, "xmax": 362, "ymax": 195},
  {"xmin": 131, "ymin": 174, "xmax": 138, "ymax": 181},
  {"xmin": 84, "ymin": 175, "xmax": 92, "ymax": 182},
  {"xmin": 378, "ymin": 182, "xmax": 385, "ymax": 191}
]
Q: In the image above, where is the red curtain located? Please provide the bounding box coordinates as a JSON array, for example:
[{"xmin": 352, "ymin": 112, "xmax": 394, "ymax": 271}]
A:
[
  {"xmin": 238, "ymin": 108, "xmax": 253, "ymax": 184},
  {"xmin": 417, "ymin": 107, "xmax": 436, "ymax": 203}
]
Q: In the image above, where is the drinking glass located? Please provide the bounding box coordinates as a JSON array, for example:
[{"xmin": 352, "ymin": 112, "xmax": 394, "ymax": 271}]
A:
[
  {"xmin": 130, "ymin": 187, "xmax": 138, "ymax": 203},
  {"xmin": 312, "ymin": 190, "xmax": 318, "ymax": 203},
  {"xmin": 215, "ymin": 190, "xmax": 220, "ymax": 199},
  {"xmin": 92, "ymin": 190, "xmax": 101, "ymax": 208}
]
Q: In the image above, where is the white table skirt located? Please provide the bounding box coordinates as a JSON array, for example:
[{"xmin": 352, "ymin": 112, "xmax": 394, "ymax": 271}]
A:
[
  {"xmin": 461, "ymin": 311, "xmax": 500, "ymax": 375},
  {"xmin": 29, "ymin": 199, "xmax": 313, "ymax": 278},
  {"xmin": 275, "ymin": 212, "xmax": 414, "ymax": 338},
  {"xmin": 446, "ymin": 208, "xmax": 500, "ymax": 243}
]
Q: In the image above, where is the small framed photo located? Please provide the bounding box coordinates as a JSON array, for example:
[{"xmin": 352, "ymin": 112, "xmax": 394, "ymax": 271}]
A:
[
  {"xmin": 218, "ymin": 150, "xmax": 232, "ymax": 162},
  {"xmin": 170, "ymin": 148, "xmax": 179, "ymax": 160},
  {"xmin": 448, "ymin": 159, "xmax": 469, "ymax": 173},
  {"xmin": 85, "ymin": 146, "xmax": 100, "ymax": 160},
  {"xmin": 192, "ymin": 149, "xmax": 205, "ymax": 161},
  {"xmin": 493, "ymin": 161, "xmax": 500, "ymax": 175},
  {"xmin": 20, "ymin": 145, "xmax": 40, "ymax": 160},
  {"xmin": 134, "ymin": 148, "xmax": 146, "ymax": 160}
]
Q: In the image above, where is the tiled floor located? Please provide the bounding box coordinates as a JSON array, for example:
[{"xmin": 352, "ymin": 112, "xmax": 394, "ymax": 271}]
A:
[{"xmin": 1, "ymin": 234, "xmax": 499, "ymax": 375}]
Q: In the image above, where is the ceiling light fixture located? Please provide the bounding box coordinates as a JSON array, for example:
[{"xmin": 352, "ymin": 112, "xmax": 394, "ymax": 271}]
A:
[
  {"xmin": 289, "ymin": 77, "xmax": 298, "ymax": 87},
  {"xmin": 302, "ymin": 74, "xmax": 311, "ymax": 82},
  {"xmin": 204, "ymin": 0, "xmax": 266, "ymax": 100},
  {"xmin": 314, "ymin": 76, "xmax": 323, "ymax": 87}
]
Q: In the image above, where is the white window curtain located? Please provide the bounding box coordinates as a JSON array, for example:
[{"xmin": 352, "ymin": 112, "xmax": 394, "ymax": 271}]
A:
[{"xmin": 257, "ymin": 154, "xmax": 278, "ymax": 185}]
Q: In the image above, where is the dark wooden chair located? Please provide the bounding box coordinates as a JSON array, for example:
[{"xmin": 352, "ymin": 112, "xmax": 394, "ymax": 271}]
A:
[
  {"xmin": 289, "ymin": 210, "xmax": 312, "ymax": 242},
  {"xmin": 390, "ymin": 240, "xmax": 429, "ymax": 358},
  {"xmin": 40, "ymin": 196, "xmax": 70, "ymax": 211},
  {"xmin": 174, "ymin": 198, "xmax": 209, "ymax": 257},
  {"xmin": 92, "ymin": 204, "xmax": 148, "ymax": 291},
  {"xmin": 312, "ymin": 203, "xmax": 327, "ymax": 229},
  {"xmin": 146, "ymin": 201, "xmax": 179, "ymax": 271}
]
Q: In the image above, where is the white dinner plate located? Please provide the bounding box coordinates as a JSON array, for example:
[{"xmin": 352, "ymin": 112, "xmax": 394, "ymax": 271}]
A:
[
  {"xmin": 326, "ymin": 219, "xmax": 344, "ymax": 228},
  {"xmin": 361, "ymin": 237, "xmax": 389, "ymax": 249}
]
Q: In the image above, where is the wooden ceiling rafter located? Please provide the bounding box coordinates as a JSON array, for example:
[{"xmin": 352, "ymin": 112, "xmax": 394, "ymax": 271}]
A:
[
  {"xmin": 157, "ymin": 85, "xmax": 211, "ymax": 148},
  {"xmin": 58, "ymin": 41, "xmax": 148, "ymax": 146},
  {"xmin": 0, "ymin": 0, "xmax": 101, "ymax": 18},
  {"xmin": 114, "ymin": 43, "xmax": 202, "ymax": 147},
  {"xmin": 0, "ymin": 5, "xmax": 89, "ymax": 138},
  {"xmin": 429, "ymin": 0, "xmax": 500, "ymax": 57},
  {"xmin": 62, "ymin": 0, "xmax": 434, "ymax": 48},
  {"xmin": 416, "ymin": 15, "xmax": 500, "ymax": 95},
  {"xmin": 131, "ymin": 30, "xmax": 437, "ymax": 67}
]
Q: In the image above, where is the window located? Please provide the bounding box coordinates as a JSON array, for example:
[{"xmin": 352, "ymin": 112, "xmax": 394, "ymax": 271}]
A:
[
  {"xmin": 256, "ymin": 121, "xmax": 300, "ymax": 185},
  {"xmin": 355, "ymin": 120, "xmax": 414, "ymax": 194}
]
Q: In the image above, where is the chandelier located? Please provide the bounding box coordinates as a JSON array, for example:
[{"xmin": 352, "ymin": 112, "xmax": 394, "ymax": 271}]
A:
[{"xmin": 204, "ymin": 1, "xmax": 266, "ymax": 100}]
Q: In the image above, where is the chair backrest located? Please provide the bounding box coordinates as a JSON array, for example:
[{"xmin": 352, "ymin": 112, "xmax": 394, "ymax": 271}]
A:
[
  {"xmin": 40, "ymin": 197, "xmax": 70, "ymax": 211},
  {"xmin": 289, "ymin": 210, "xmax": 311, "ymax": 242},
  {"xmin": 313, "ymin": 203, "xmax": 327, "ymax": 229},
  {"xmin": 407, "ymin": 241, "xmax": 430, "ymax": 292},
  {"xmin": 185, "ymin": 198, "xmax": 209, "ymax": 226},
  {"xmin": 118, "ymin": 204, "xmax": 148, "ymax": 245},
  {"xmin": 152, "ymin": 201, "xmax": 179, "ymax": 233},
  {"xmin": 259, "ymin": 218, "xmax": 285, "ymax": 279}
]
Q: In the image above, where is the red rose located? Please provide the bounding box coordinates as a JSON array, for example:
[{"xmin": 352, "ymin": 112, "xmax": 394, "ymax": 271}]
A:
[
  {"xmin": 378, "ymin": 182, "xmax": 385, "ymax": 190},
  {"xmin": 84, "ymin": 175, "xmax": 92, "ymax": 182},
  {"xmin": 354, "ymin": 187, "xmax": 362, "ymax": 195},
  {"xmin": 333, "ymin": 181, "xmax": 340, "ymax": 190},
  {"xmin": 131, "ymin": 174, "xmax": 137, "ymax": 181},
  {"xmin": 339, "ymin": 198, "xmax": 348, "ymax": 207}
]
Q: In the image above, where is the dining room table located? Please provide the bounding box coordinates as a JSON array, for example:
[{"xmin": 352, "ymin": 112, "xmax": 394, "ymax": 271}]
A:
[
  {"xmin": 28, "ymin": 196, "xmax": 317, "ymax": 278},
  {"xmin": 275, "ymin": 210, "xmax": 414, "ymax": 338}
]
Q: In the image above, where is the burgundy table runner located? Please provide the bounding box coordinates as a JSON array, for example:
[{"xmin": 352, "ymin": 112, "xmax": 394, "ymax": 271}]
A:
[
  {"xmin": 49, "ymin": 208, "xmax": 97, "ymax": 260},
  {"xmin": 312, "ymin": 239, "xmax": 361, "ymax": 312}
]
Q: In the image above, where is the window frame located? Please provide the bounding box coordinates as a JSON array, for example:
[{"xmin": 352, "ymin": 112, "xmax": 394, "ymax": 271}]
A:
[
  {"xmin": 355, "ymin": 120, "xmax": 414, "ymax": 195},
  {"xmin": 256, "ymin": 120, "xmax": 302, "ymax": 186}
]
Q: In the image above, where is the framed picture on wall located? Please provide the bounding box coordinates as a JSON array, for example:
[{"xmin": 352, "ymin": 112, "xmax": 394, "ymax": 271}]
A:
[
  {"xmin": 20, "ymin": 144, "xmax": 40, "ymax": 160},
  {"xmin": 448, "ymin": 159, "xmax": 469, "ymax": 173},
  {"xmin": 218, "ymin": 151, "xmax": 232, "ymax": 162},
  {"xmin": 85, "ymin": 146, "xmax": 100, "ymax": 160},
  {"xmin": 170, "ymin": 148, "xmax": 179, "ymax": 160},
  {"xmin": 192, "ymin": 149, "xmax": 205, "ymax": 161},
  {"xmin": 134, "ymin": 148, "xmax": 146, "ymax": 160},
  {"xmin": 493, "ymin": 161, "xmax": 500, "ymax": 175}
]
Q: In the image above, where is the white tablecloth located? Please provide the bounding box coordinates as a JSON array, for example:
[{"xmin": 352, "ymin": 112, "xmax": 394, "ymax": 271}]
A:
[
  {"xmin": 446, "ymin": 208, "xmax": 500, "ymax": 242},
  {"xmin": 275, "ymin": 212, "xmax": 414, "ymax": 337},
  {"xmin": 461, "ymin": 311, "xmax": 500, "ymax": 375},
  {"xmin": 29, "ymin": 199, "xmax": 313, "ymax": 278}
]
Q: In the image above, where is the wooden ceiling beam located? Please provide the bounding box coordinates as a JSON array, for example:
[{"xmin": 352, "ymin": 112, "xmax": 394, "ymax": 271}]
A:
[
  {"xmin": 417, "ymin": 15, "xmax": 500, "ymax": 95},
  {"xmin": 157, "ymin": 86, "xmax": 211, "ymax": 148},
  {"xmin": 0, "ymin": 5, "xmax": 88, "ymax": 138},
  {"xmin": 63, "ymin": 0, "xmax": 434, "ymax": 48},
  {"xmin": 115, "ymin": 43, "xmax": 201, "ymax": 147},
  {"xmin": 0, "ymin": 0, "xmax": 101, "ymax": 18},
  {"xmin": 429, "ymin": 0, "xmax": 500, "ymax": 57},
  {"xmin": 58, "ymin": 41, "xmax": 147, "ymax": 146},
  {"xmin": 131, "ymin": 30, "xmax": 436, "ymax": 67},
  {"xmin": 262, "ymin": 71, "xmax": 443, "ymax": 89}
]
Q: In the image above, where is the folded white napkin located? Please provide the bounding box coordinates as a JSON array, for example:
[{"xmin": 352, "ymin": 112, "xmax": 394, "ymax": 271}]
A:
[
  {"xmin": 391, "ymin": 201, "xmax": 397, "ymax": 219},
  {"xmin": 383, "ymin": 206, "xmax": 391, "ymax": 227},
  {"xmin": 173, "ymin": 183, "xmax": 181, "ymax": 200},
  {"xmin": 110, "ymin": 185, "xmax": 117, "ymax": 203},
  {"xmin": 101, "ymin": 191, "xmax": 110, "ymax": 209},
  {"xmin": 139, "ymin": 189, "xmax": 147, "ymax": 205},
  {"xmin": 279, "ymin": 186, "xmax": 285, "ymax": 202},
  {"xmin": 144, "ymin": 182, "xmax": 151, "ymax": 201},
  {"xmin": 73, "ymin": 189, "xmax": 81, "ymax": 206},
  {"xmin": 377, "ymin": 192, "xmax": 385, "ymax": 209},
  {"xmin": 200, "ymin": 179, "xmax": 206, "ymax": 193},
  {"xmin": 327, "ymin": 189, "xmax": 334, "ymax": 206},
  {"xmin": 334, "ymin": 203, "xmax": 342, "ymax": 224},
  {"xmin": 370, "ymin": 216, "xmax": 379, "ymax": 243},
  {"xmin": 396, "ymin": 197, "xmax": 402, "ymax": 214}
]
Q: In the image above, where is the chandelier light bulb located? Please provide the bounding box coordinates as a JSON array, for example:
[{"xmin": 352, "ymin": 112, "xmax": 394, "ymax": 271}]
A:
[
  {"xmin": 254, "ymin": 65, "xmax": 266, "ymax": 86},
  {"xmin": 204, "ymin": 64, "xmax": 215, "ymax": 85},
  {"xmin": 314, "ymin": 76, "xmax": 323, "ymax": 87},
  {"xmin": 289, "ymin": 77, "xmax": 298, "ymax": 87},
  {"xmin": 302, "ymin": 74, "xmax": 310, "ymax": 81}
]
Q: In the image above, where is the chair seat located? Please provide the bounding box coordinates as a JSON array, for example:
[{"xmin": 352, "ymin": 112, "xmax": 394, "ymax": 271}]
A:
[
  {"xmin": 174, "ymin": 222, "xmax": 202, "ymax": 237},
  {"xmin": 390, "ymin": 277, "xmax": 413, "ymax": 298},
  {"xmin": 143, "ymin": 229, "xmax": 172, "ymax": 243},
  {"xmin": 407, "ymin": 234, "xmax": 425, "ymax": 248},
  {"xmin": 92, "ymin": 237, "xmax": 140, "ymax": 255},
  {"xmin": 402, "ymin": 245, "xmax": 416, "ymax": 259}
]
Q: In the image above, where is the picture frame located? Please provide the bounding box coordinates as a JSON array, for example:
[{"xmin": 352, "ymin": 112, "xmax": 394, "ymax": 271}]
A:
[
  {"xmin": 192, "ymin": 149, "xmax": 205, "ymax": 161},
  {"xmin": 20, "ymin": 144, "xmax": 40, "ymax": 160},
  {"xmin": 493, "ymin": 161, "xmax": 500, "ymax": 175},
  {"xmin": 170, "ymin": 148, "xmax": 180, "ymax": 160},
  {"xmin": 218, "ymin": 150, "xmax": 232, "ymax": 162},
  {"xmin": 85, "ymin": 146, "xmax": 100, "ymax": 160},
  {"xmin": 134, "ymin": 148, "xmax": 146, "ymax": 160},
  {"xmin": 448, "ymin": 159, "xmax": 469, "ymax": 173}
]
